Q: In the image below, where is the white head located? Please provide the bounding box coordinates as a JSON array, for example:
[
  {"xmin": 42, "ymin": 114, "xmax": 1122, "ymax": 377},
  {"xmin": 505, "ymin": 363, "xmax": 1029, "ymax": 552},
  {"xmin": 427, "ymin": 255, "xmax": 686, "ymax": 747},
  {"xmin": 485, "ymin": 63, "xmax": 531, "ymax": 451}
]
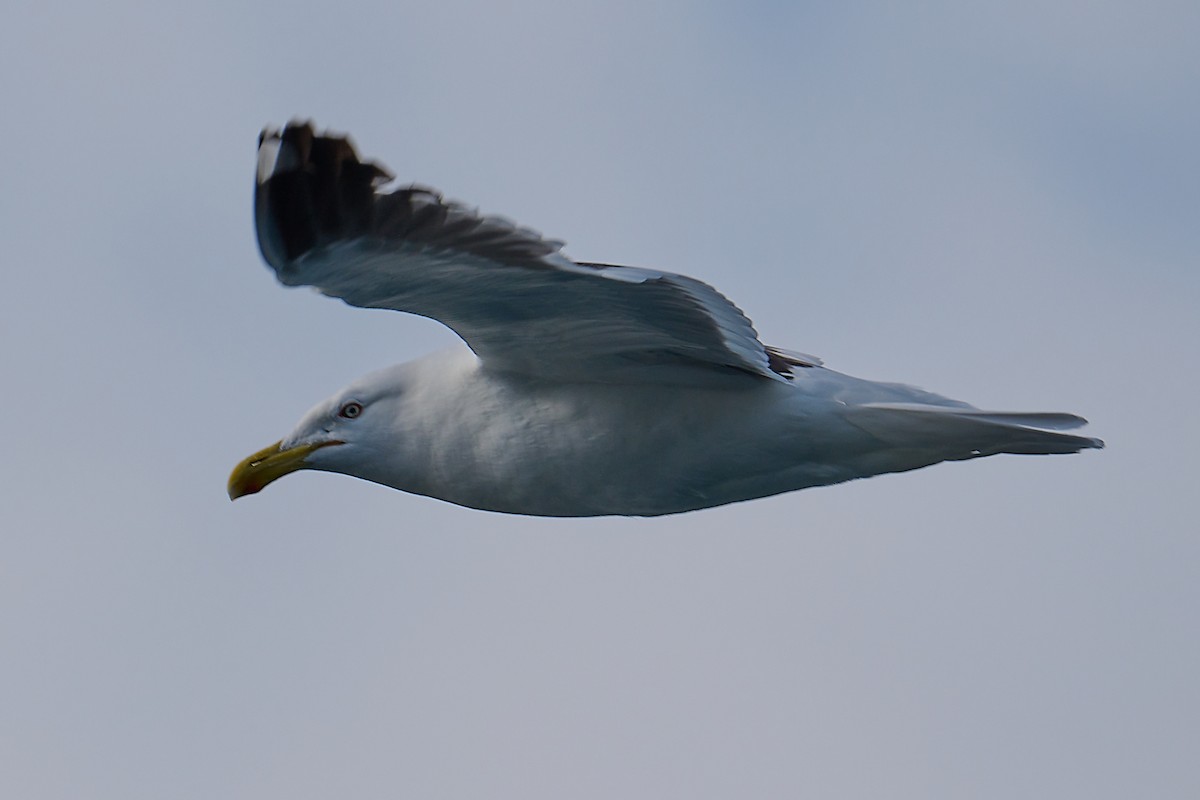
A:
[{"xmin": 227, "ymin": 362, "xmax": 421, "ymax": 499}]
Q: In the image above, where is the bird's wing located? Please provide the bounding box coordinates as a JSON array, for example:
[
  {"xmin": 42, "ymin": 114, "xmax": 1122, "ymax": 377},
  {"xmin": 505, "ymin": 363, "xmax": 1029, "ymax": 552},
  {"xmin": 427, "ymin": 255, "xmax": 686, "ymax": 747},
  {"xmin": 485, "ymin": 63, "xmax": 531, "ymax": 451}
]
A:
[{"xmin": 255, "ymin": 122, "xmax": 788, "ymax": 384}]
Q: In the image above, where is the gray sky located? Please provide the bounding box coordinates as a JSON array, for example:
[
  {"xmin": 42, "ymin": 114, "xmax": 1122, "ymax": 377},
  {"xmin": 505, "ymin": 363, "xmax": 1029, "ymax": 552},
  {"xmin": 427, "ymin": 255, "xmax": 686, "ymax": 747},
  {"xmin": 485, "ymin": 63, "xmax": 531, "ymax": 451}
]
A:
[{"xmin": 2, "ymin": 2, "xmax": 1197, "ymax": 798}]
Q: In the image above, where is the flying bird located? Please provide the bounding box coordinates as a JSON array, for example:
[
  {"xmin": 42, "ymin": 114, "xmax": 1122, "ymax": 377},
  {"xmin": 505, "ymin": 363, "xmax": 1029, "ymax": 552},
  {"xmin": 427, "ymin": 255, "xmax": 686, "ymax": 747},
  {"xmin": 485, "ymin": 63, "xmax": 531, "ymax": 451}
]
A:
[{"xmin": 229, "ymin": 121, "xmax": 1102, "ymax": 516}]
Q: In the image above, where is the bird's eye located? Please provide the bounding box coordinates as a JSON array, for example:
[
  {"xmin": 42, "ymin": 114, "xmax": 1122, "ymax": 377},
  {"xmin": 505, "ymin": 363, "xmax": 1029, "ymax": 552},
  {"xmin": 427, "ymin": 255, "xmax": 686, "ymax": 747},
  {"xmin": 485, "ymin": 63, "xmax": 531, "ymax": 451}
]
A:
[{"xmin": 339, "ymin": 401, "xmax": 364, "ymax": 419}]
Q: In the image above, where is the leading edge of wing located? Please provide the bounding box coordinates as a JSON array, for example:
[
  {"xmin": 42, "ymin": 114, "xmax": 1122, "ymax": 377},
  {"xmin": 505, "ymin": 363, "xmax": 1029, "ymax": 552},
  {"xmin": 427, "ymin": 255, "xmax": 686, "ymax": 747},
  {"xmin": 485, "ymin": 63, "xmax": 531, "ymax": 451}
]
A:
[{"xmin": 254, "ymin": 121, "xmax": 787, "ymax": 383}]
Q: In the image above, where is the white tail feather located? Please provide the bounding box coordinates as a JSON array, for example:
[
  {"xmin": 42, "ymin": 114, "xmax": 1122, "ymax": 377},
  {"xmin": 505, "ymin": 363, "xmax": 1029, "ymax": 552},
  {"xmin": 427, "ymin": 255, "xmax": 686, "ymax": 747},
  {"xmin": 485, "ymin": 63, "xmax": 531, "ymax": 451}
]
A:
[
  {"xmin": 861, "ymin": 403, "xmax": 1091, "ymax": 431},
  {"xmin": 846, "ymin": 403, "xmax": 1104, "ymax": 461}
]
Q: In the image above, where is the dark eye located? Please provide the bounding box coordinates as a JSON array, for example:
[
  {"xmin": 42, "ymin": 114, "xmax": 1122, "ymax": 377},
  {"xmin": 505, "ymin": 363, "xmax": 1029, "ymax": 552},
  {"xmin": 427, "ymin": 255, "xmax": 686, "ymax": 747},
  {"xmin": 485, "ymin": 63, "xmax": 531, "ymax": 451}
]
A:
[{"xmin": 338, "ymin": 401, "xmax": 364, "ymax": 419}]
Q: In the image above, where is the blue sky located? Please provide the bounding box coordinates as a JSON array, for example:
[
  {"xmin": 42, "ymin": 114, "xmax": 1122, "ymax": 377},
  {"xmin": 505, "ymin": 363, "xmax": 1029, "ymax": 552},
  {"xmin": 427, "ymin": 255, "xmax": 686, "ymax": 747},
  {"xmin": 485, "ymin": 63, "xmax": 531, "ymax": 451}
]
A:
[{"xmin": 2, "ymin": 2, "xmax": 1197, "ymax": 798}]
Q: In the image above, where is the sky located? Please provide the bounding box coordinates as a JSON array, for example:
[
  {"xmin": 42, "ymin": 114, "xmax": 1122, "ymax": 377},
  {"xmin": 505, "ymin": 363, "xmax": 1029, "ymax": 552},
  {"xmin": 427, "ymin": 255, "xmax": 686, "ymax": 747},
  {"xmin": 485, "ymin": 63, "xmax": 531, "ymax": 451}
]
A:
[{"xmin": 2, "ymin": 1, "xmax": 1197, "ymax": 797}]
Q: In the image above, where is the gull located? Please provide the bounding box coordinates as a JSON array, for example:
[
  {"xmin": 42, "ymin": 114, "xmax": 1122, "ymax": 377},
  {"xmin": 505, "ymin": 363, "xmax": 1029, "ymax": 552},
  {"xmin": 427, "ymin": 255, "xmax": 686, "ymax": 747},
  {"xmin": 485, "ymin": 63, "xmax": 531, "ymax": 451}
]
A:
[{"xmin": 228, "ymin": 122, "xmax": 1101, "ymax": 517}]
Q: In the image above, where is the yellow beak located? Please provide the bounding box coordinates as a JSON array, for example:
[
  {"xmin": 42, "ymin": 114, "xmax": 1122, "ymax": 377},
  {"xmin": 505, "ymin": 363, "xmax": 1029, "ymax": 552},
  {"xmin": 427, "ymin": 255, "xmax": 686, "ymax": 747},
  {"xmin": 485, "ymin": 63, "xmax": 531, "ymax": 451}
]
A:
[{"xmin": 227, "ymin": 439, "xmax": 342, "ymax": 500}]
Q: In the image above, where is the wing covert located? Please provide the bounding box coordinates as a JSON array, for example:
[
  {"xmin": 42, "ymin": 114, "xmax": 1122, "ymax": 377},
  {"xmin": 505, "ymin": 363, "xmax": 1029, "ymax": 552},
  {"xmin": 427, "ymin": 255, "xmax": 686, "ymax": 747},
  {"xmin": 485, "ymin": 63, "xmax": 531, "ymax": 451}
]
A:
[{"xmin": 255, "ymin": 121, "xmax": 786, "ymax": 384}]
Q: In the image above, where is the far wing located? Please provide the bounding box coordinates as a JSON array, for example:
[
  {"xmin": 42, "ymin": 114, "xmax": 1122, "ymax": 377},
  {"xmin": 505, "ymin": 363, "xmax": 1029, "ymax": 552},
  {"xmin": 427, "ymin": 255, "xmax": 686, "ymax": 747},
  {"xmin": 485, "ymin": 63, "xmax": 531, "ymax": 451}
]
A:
[{"xmin": 254, "ymin": 122, "xmax": 786, "ymax": 384}]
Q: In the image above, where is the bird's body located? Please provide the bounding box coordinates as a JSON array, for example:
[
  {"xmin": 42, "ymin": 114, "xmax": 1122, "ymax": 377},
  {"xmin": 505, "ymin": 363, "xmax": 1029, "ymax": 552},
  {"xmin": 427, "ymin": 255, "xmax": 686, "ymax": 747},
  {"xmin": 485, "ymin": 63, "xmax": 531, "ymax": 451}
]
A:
[
  {"xmin": 229, "ymin": 122, "xmax": 1101, "ymax": 516},
  {"xmin": 307, "ymin": 348, "xmax": 808, "ymax": 517}
]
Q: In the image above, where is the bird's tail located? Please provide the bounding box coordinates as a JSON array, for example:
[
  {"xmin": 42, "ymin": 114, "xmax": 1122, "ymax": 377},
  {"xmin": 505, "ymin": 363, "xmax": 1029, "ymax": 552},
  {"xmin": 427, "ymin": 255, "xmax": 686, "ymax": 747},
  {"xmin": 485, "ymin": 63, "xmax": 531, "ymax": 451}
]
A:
[{"xmin": 844, "ymin": 403, "xmax": 1104, "ymax": 465}]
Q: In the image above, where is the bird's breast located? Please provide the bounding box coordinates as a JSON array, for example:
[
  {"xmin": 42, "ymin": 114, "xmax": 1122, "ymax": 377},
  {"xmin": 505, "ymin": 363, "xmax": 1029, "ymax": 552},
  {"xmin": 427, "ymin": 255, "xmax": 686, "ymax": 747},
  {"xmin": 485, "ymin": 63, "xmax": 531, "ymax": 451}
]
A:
[{"xmin": 410, "ymin": 372, "xmax": 814, "ymax": 516}]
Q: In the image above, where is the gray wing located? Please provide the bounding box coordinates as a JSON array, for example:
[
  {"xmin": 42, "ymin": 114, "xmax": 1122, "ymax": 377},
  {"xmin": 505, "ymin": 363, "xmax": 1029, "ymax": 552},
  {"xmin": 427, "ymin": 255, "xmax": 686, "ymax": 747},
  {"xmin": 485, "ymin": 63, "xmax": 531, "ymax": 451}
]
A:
[{"xmin": 254, "ymin": 122, "xmax": 795, "ymax": 384}]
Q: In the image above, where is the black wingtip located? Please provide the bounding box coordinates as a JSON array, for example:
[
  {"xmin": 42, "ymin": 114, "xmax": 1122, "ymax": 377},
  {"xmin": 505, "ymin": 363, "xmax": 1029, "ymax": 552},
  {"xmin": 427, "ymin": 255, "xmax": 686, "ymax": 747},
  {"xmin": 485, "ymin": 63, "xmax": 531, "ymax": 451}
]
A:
[
  {"xmin": 254, "ymin": 120, "xmax": 568, "ymax": 281},
  {"xmin": 255, "ymin": 121, "xmax": 393, "ymax": 268}
]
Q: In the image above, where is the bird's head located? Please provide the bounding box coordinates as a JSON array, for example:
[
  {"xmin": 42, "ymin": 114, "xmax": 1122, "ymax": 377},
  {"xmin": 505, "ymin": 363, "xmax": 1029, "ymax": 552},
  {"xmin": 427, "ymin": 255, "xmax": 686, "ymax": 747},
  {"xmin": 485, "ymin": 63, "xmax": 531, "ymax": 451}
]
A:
[{"xmin": 227, "ymin": 363, "xmax": 415, "ymax": 500}]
